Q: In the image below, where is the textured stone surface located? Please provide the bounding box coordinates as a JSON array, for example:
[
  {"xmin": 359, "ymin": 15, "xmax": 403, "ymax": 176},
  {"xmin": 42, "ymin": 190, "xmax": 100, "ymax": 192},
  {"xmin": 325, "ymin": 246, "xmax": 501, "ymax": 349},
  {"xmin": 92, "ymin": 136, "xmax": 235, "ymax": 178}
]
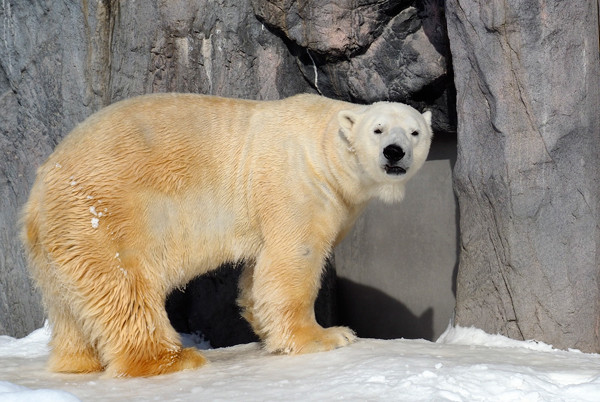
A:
[
  {"xmin": 252, "ymin": 0, "xmax": 406, "ymax": 58},
  {"xmin": 446, "ymin": 0, "xmax": 600, "ymax": 352},
  {"xmin": 300, "ymin": 5, "xmax": 446, "ymax": 99}
]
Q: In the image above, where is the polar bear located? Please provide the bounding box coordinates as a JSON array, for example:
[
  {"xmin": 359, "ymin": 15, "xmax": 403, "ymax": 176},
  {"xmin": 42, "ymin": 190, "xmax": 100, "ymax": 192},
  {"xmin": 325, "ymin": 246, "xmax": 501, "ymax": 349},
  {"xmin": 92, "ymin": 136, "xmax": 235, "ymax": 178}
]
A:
[{"xmin": 21, "ymin": 93, "xmax": 432, "ymax": 377}]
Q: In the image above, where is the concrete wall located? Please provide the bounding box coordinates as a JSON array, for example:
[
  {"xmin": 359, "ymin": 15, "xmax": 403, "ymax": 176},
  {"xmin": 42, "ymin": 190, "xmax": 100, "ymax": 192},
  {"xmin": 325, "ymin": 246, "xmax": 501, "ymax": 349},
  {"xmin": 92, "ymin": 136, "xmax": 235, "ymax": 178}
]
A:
[{"xmin": 335, "ymin": 136, "xmax": 457, "ymax": 341}]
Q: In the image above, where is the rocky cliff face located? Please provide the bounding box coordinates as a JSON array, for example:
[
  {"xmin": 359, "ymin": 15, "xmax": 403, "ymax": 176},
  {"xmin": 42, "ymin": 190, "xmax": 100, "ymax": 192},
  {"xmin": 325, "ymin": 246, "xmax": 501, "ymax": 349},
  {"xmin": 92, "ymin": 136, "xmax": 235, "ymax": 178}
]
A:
[
  {"xmin": 0, "ymin": 0, "xmax": 452, "ymax": 338},
  {"xmin": 446, "ymin": 0, "xmax": 600, "ymax": 352}
]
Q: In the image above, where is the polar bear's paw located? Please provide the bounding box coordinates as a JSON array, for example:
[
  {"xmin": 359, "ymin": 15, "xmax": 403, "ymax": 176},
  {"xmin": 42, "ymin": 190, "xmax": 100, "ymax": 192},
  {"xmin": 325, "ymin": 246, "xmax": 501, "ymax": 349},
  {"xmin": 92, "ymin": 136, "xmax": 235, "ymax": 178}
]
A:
[
  {"xmin": 109, "ymin": 347, "xmax": 208, "ymax": 377},
  {"xmin": 49, "ymin": 347, "xmax": 104, "ymax": 374},
  {"xmin": 176, "ymin": 347, "xmax": 210, "ymax": 371},
  {"xmin": 280, "ymin": 325, "xmax": 357, "ymax": 355}
]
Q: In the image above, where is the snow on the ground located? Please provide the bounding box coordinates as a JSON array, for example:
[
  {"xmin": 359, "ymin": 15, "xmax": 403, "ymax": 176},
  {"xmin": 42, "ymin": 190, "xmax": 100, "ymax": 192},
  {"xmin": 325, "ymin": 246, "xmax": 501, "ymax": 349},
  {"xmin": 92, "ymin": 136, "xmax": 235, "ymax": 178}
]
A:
[{"xmin": 1, "ymin": 323, "xmax": 600, "ymax": 401}]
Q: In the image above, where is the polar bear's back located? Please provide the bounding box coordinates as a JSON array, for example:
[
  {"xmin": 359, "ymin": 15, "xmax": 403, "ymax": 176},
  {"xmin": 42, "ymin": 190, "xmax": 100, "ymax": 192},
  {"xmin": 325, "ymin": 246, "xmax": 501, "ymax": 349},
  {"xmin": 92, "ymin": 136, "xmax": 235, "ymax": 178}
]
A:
[
  {"xmin": 44, "ymin": 93, "xmax": 345, "ymax": 183},
  {"xmin": 51, "ymin": 94, "xmax": 254, "ymax": 172}
]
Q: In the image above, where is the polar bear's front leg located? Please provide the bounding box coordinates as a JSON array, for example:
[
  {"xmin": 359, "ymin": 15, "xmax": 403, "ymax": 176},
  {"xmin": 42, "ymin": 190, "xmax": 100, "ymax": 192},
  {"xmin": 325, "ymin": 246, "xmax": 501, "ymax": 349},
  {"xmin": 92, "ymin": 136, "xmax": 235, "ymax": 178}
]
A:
[{"xmin": 247, "ymin": 246, "xmax": 356, "ymax": 354}]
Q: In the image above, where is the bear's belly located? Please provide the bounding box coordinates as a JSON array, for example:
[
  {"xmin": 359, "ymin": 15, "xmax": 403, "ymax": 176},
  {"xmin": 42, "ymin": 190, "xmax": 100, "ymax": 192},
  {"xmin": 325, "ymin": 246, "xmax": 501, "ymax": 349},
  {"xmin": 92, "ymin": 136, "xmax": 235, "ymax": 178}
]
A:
[{"xmin": 142, "ymin": 192, "xmax": 259, "ymax": 281}]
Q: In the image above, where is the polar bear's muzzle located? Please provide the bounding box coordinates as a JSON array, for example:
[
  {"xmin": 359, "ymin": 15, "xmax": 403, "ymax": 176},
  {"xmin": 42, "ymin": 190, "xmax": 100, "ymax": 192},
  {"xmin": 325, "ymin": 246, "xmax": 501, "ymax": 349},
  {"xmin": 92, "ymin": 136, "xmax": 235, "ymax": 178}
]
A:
[
  {"xmin": 384, "ymin": 165, "xmax": 407, "ymax": 175},
  {"xmin": 382, "ymin": 144, "xmax": 409, "ymax": 175}
]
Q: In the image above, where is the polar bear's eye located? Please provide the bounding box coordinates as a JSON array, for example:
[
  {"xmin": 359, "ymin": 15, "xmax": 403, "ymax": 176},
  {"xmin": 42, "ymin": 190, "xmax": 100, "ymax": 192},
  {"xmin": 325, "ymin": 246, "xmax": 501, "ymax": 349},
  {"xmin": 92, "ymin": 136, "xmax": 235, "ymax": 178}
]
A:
[
  {"xmin": 374, "ymin": 128, "xmax": 383, "ymax": 135},
  {"xmin": 411, "ymin": 130, "xmax": 419, "ymax": 137}
]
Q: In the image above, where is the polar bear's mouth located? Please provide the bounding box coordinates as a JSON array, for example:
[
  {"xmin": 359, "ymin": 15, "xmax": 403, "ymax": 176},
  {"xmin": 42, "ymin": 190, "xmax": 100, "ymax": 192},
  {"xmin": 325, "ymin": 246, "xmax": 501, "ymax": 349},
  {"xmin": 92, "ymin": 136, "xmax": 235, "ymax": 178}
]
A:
[{"xmin": 385, "ymin": 165, "xmax": 407, "ymax": 175}]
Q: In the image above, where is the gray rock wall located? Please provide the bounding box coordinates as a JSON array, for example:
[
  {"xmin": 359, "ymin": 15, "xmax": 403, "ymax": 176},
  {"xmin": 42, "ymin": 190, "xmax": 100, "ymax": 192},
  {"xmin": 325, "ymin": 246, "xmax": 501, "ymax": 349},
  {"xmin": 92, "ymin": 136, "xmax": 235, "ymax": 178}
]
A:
[{"xmin": 446, "ymin": 0, "xmax": 600, "ymax": 352}]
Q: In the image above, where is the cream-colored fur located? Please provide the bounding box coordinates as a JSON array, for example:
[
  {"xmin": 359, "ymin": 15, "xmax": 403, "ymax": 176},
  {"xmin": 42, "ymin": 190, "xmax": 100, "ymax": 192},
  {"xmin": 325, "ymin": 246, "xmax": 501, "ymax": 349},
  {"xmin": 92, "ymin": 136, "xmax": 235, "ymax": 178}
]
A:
[{"xmin": 21, "ymin": 93, "xmax": 432, "ymax": 377}]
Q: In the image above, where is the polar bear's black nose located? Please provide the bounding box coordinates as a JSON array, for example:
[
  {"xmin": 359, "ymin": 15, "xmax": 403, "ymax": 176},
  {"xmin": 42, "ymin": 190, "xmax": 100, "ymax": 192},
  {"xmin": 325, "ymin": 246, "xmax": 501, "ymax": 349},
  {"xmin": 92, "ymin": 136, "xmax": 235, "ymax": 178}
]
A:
[{"xmin": 383, "ymin": 144, "xmax": 405, "ymax": 163}]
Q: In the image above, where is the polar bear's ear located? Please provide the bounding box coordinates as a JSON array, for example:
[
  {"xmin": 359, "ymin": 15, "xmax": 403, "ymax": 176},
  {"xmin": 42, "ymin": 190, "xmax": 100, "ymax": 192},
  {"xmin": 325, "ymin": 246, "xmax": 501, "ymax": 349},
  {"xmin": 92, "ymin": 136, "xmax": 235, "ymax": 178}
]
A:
[
  {"xmin": 338, "ymin": 110, "xmax": 357, "ymax": 131},
  {"xmin": 422, "ymin": 110, "xmax": 432, "ymax": 126}
]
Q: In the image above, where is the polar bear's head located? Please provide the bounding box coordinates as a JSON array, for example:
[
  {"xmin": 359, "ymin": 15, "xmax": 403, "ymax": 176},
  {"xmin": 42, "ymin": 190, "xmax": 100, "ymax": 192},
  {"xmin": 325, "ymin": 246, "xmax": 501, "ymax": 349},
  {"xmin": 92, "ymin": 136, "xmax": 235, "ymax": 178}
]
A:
[{"xmin": 337, "ymin": 102, "xmax": 433, "ymax": 203}]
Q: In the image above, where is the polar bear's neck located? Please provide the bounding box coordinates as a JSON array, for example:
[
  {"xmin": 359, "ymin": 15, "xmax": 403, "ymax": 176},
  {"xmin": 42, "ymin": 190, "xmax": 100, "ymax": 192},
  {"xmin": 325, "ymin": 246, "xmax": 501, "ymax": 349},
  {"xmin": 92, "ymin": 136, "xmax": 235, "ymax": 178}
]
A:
[
  {"xmin": 376, "ymin": 184, "xmax": 406, "ymax": 204},
  {"xmin": 321, "ymin": 125, "xmax": 380, "ymax": 206}
]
